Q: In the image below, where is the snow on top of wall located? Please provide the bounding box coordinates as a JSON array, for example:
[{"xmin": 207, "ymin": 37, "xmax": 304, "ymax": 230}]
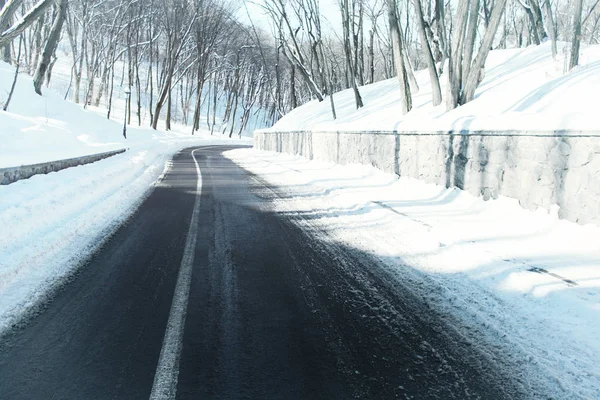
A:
[{"xmin": 269, "ymin": 42, "xmax": 600, "ymax": 134}]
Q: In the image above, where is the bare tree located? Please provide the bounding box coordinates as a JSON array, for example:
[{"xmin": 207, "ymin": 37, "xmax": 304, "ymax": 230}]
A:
[
  {"xmin": 446, "ymin": 0, "xmax": 470, "ymax": 111},
  {"xmin": 462, "ymin": 0, "xmax": 480, "ymax": 82},
  {"xmin": 191, "ymin": 0, "xmax": 235, "ymax": 133},
  {"xmin": 33, "ymin": 0, "xmax": 67, "ymax": 95},
  {"xmin": 263, "ymin": 0, "xmax": 324, "ymax": 102},
  {"xmin": 387, "ymin": 0, "xmax": 411, "ymax": 114},
  {"xmin": 294, "ymin": 0, "xmax": 338, "ymax": 118},
  {"xmin": 1, "ymin": 0, "xmax": 12, "ymax": 62},
  {"xmin": 462, "ymin": 0, "xmax": 509, "ymax": 103},
  {"xmin": 151, "ymin": 0, "xmax": 196, "ymax": 129},
  {"xmin": 339, "ymin": 0, "xmax": 366, "ymax": 108},
  {"xmin": 570, "ymin": 0, "xmax": 584, "ymax": 70},
  {"xmin": 364, "ymin": 0, "xmax": 385, "ymax": 84},
  {"xmin": 0, "ymin": 0, "xmax": 57, "ymax": 48},
  {"xmin": 432, "ymin": 0, "xmax": 448, "ymax": 72},
  {"xmin": 541, "ymin": 0, "xmax": 557, "ymax": 59},
  {"xmin": 2, "ymin": 33, "xmax": 22, "ymax": 110},
  {"xmin": 516, "ymin": 0, "xmax": 545, "ymax": 44},
  {"xmin": 413, "ymin": 0, "xmax": 442, "ymax": 106}
]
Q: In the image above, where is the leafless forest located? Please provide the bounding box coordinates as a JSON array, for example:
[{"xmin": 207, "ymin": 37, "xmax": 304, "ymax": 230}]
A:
[{"xmin": 0, "ymin": 0, "xmax": 598, "ymax": 133}]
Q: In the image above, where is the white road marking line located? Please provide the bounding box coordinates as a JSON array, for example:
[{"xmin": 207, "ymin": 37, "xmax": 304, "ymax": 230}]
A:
[{"xmin": 149, "ymin": 148, "xmax": 203, "ymax": 400}]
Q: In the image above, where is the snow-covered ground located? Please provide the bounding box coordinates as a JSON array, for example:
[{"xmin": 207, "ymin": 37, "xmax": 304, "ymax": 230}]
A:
[
  {"xmin": 0, "ymin": 60, "xmax": 249, "ymax": 168},
  {"xmin": 226, "ymin": 148, "xmax": 600, "ymax": 399},
  {"xmin": 0, "ymin": 60, "xmax": 250, "ymax": 335},
  {"xmin": 270, "ymin": 42, "xmax": 600, "ymax": 133}
]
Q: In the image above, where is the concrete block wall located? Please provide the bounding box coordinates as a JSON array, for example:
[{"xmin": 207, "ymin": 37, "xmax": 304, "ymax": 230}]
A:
[
  {"xmin": 0, "ymin": 148, "xmax": 127, "ymax": 185},
  {"xmin": 254, "ymin": 130, "xmax": 600, "ymax": 226}
]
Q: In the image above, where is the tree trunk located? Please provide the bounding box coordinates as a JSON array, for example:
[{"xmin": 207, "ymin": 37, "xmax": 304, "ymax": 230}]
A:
[
  {"xmin": 462, "ymin": 0, "xmax": 508, "ymax": 103},
  {"xmin": 542, "ymin": 0, "xmax": 557, "ymax": 59},
  {"xmin": 147, "ymin": 18, "xmax": 154, "ymax": 125},
  {"xmin": 434, "ymin": 0, "xmax": 448, "ymax": 72},
  {"xmin": 31, "ymin": 15, "xmax": 44, "ymax": 75},
  {"xmin": 66, "ymin": 4, "xmax": 86, "ymax": 104},
  {"xmin": 166, "ymin": 86, "xmax": 172, "ymax": 131},
  {"xmin": 387, "ymin": 0, "xmax": 412, "ymax": 114},
  {"xmin": 482, "ymin": 0, "xmax": 490, "ymax": 26},
  {"xmin": 462, "ymin": 0, "xmax": 480, "ymax": 82},
  {"xmin": 569, "ymin": 0, "xmax": 584, "ymax": 71},
  {"xmin": 192, "ymin": 65, "xmax": 205, "ymax": 132},
  {"xmin": 126, "ymin": 36, "xmax": 132, "ymax": 125},
  {"xmin": 355, "ymin": 1, "xmax": 365, "ymax": 87},
  {"xmin": 290, "ymin": 64, "xmax": 297, "ymax": 109},
  {"xmin": 328, "ymin": 66, "xmax": 337, "ymax": 120},
  {"xmin": 46, "ymin": 50, "xmax": 58, "ymax": 85},
  {"xmin": 368, "ymin": 28, "xmax": 375, "ymax": 84},
  {"xmin": 529, "ymin": 0, "xmax": 547, "ymax": 42},
  {"xmin": 211, "ymin": 72, "xmax": 218, "ymax": 134},
  {"xmin": 413, "ymin": 0, "xmax": 442, "ymax": 105},
  {"xmin": 275, "ymin": 46, "xmax": 282, "ymax": 113},
  {"xmin": 341, "ymin": 0, "xmax": 363, "ymax": 109},
  {"xmin": 205, "ymin": 76, "xmax": 211, "ymax": 132},
  {"xmin": 403, "ymin": 50, "xmax": 419, "ymax": 93},
  {"xmin": 228, "ymin": 90, "xmax": 239, "ymax": 138},
  {"xmin": 192, "ymin": 84, "xmax": 202, "ymax": 133},
  {"xmin": 84, "ymin": 43, "xmax": 96, "ymax": 108},
  {"xmin": 135, "ymin": 50, "xmax": 141, "ymax": 126},
  {"xmin": 152, "ymin": 74, "xmax": 171, "ymax": 130},
  {"xmin": 520, "ymin": 1, "xmax": 541, "ymax": 45},
  {"xmin": 106, "ymin": 50, "xmax": 116, "ymax": 119},
  {"xmin": 3, "ymin": 33, "xmax": 22, "ymax": 111},
  {"xmin": 446, "ymin": 0, "xmax": 470, "ymax": 110},
  {"xmin": 0, "ymin": 0, "xmax": 56, "ymax": 48},
  {"xmin": 0, "ymin": 0, "xmax": 12, "ymax": 64},
  {"xmin": 33, "ymin": 0, "xmax": 67, "ymax": 95}
]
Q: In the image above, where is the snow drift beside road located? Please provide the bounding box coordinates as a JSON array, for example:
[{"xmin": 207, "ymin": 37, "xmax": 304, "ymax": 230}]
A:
[
  {"xmin": 269, "ymin": 42, "xmax": 600, "ymax": 133},
  {"xmin": 226, "ymin": 148, "xmax": 600, "ymax": 399}
]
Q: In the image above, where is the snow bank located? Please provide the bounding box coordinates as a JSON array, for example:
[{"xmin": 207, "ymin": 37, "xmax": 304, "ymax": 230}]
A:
[
  {"xmin": 0, "ymin": 60, "xmax": 249, "ymax": 335},
  {"xmin": 226, "ymin": 148, "xmax": 600, "ymax": 399},
  {"xmin": 268, "ymin": 42, "xmax": 600, "ymax": 133},
  {"xmin": 255, "ymin": 130, "xmax": 600, "ymax": 225}
]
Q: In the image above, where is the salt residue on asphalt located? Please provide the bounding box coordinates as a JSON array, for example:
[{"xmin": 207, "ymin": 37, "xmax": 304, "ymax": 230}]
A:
[{"xmin": 225, "ymin": 148, "xmax": 600, "ymax": 399}]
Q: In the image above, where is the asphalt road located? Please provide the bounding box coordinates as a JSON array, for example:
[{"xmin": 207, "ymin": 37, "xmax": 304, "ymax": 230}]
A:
[{"xmin": 0, "ymin": 146, "xmax": 522, "ymax": 399}]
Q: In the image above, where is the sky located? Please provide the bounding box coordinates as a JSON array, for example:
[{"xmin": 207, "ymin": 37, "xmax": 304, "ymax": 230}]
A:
[{"xmin": 238, "ymin": 0, "xmax": 343, "ymax": 34}]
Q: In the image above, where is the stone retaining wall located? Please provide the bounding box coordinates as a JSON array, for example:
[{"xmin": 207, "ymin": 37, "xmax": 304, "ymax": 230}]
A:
[
  {"xmin": 0, "ymin": 148, "xmax": 127, "ymax": 185},
  {"xmin": 254, "ymin": 130, "xmax": 600, "ymax": 225}
]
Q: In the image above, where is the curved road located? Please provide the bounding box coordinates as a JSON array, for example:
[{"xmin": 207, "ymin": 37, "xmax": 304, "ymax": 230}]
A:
[{"xmin": 0, "ymin": 146, "xmax": 522, "ymax": 399}]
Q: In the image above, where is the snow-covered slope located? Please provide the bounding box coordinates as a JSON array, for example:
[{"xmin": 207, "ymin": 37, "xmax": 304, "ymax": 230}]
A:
[
  {"xmin": 270, "ymin": 42, "xmax": 600, "ymax": 133},
  {"xmin": 0, "ymin": 61, "xmax": 248, "ymax": 335},
  {"xmin": 0, "ymin": 61, "xmax": 245, "ymax": 168}
]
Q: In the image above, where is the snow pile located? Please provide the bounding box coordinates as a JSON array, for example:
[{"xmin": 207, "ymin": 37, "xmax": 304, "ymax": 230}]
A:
[
  {"xmin": 0, "ymin": 60, "xmax": 249, "ymax": 335},
  {"xmin": 269, "ymin": 42, "xmax": 600, "ymax": 133},
  {"xmin": 226, "ymin": 148, "xmax": 600, "ymax": 399}
]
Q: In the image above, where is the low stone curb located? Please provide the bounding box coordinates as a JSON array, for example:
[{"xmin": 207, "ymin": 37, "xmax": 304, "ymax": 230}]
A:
[{"xmin": 0, "ymin": 148, "xmax": 127, "ymax": 185}]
